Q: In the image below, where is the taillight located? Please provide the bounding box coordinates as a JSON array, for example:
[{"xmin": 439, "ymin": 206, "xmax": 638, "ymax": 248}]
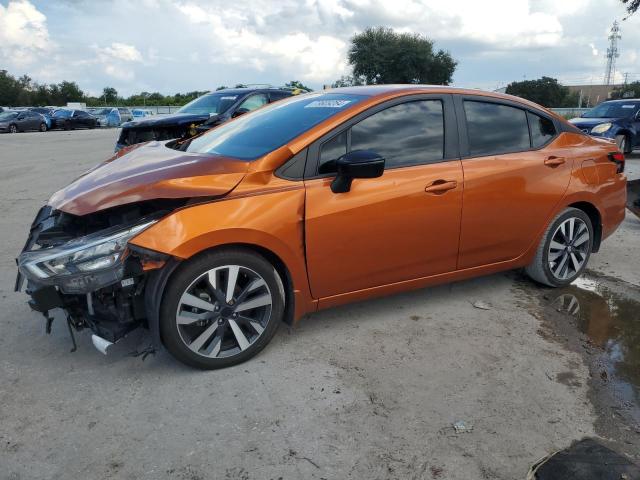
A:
[{"xmin": 608, "ymin": 151, "xmax": 625, "ymax": 173}]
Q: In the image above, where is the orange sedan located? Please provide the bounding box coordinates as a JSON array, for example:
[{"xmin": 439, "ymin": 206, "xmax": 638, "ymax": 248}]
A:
[{"xmin": 16, "ymin": 86, "xmax": 627, "ymax": 369}]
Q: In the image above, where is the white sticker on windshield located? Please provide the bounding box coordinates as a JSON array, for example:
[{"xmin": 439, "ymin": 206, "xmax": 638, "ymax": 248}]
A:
[
  {"xmin": 221, "ymin": 96, "xmax": 237, "ymax": 100},
  {"xmin": 622, "ymin": 104, "xmax": 635, "ymax": 108},
  {"xmin": 305, "ymin": 100, "xmax": 352, "ymax": 108}
]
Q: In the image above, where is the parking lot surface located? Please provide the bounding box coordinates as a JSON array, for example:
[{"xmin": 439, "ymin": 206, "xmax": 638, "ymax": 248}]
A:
[{"xmin": 1, "ymin": 129, "xmax": 639, "ymax": 479}]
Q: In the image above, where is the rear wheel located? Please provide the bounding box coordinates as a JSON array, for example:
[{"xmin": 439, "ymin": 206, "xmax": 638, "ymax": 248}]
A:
[
  {"xmin": 160, "ymin": 249, "xmax": 285, "ymax": 369},
  {"xmin": 64, "ymin": 120, "xmax": 72, "ymax": 130},
  {"xmin": 525, "ymin": 208, "xmax": 593, "ymax": 287}
]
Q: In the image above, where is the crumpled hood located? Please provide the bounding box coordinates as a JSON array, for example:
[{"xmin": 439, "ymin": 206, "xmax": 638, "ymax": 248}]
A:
[
  {"xmin": 121, "ymin": 112, "xmax": 211, "ymax": 129},
  {"xmin": 48, "ymin": 141, "xmax": 249, "ymax": 216}
]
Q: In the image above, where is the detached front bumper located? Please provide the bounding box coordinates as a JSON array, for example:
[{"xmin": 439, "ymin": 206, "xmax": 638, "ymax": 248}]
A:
[{"xmin": 15, "ymin": 206, "xmax": 169, "ymax": 344}]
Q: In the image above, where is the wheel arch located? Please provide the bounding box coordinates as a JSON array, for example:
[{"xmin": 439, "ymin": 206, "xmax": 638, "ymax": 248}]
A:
[{"xmin": 567, "ymin": 201, "xmax": 602, "ymax": 252}]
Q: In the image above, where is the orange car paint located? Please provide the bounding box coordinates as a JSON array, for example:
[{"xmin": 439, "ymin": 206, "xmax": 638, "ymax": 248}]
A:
[{"xmin": 127, "ymin": 86, "xmax": 626, "ymax": 322}]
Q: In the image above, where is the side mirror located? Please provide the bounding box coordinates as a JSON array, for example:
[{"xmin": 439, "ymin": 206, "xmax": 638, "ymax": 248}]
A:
[
  {"xmin": 331, "ymin": 150, "xmax": 385, "ymax": 193},
  {"xmin": 232, "ymin": 107, "xmax": 250, "ymax": 118}
]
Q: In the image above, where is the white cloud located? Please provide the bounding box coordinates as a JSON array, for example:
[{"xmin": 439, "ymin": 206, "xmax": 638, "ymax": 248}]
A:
[
  {"xmin": 0, "ymin": 0, "xmax": 51, "ymax": 66},
  {"xmin": 96, "ymin": 42, "xmax": 143, "ymax": 63}
]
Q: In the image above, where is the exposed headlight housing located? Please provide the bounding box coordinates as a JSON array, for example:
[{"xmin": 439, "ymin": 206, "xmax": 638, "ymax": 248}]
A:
[
  {"xmin": 591, "ymin": 122, "xmax": 612, "ymax": 134},
  {"xmin": 18, "ymin": 219, "xmax": 156, "ymax": 293}
]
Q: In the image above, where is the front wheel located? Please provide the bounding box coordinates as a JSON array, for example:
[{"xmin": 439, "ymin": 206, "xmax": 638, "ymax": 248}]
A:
[
  {"xmin": 615, "ymin": 134, "xmax": 631, "ymax": 154},
  {"xmin": 39, "ymin": 122, "xmax": 47, "ymax": 132},
  {"xmin": 9, "ymin": 124, "xmax": 17, "ymax": 134},
  {"xmin": 525, "ymin": 208, "xmax": 593, "ymax": 287},
  {"xmin": 159, "ymin": 249, "xmax": 285, "ymax": 369}
]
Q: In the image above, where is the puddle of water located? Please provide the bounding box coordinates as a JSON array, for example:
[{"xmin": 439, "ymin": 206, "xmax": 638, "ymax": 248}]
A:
[{"xmin": 544, "ymin": 274, "xmax": 640, "ymax": 417}]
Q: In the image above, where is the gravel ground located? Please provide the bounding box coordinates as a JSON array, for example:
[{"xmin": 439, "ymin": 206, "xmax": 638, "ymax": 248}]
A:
[{"xmin": 0, "ymin": 129, "xmax": 638, "ymax": 480}]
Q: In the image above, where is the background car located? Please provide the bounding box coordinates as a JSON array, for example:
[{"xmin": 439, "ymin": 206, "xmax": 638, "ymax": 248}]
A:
[
  {"xmin": 115, "ymin": 86, "xmax": 297, "ymax": 151},
  {"xmin": 0, "ymin": 110, "xmax": 48, "ymax": 133},
  {"xmin": 92, "ymin": 107, "xmax": 122, "ymax": 127},
  {"xmin": 569, "ymin": 99, "xmax": 640, "ymax": 153},
  {"xmin": 117, "ymin": 107, "xmax": 134, "ymax": 123},
  {"xmin": 51, "ymin": 109, "xmax": 98, "ymax": 130},
  {"xmin": 27, "ymin": 107, "xmax": 54, "ymax": 130},
  {"xmin": 131, "ymin": 108, "xmax": 153, "ymax": 119}
]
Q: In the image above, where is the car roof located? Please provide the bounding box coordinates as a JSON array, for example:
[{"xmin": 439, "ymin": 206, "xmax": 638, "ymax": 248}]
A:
[
  {"xmin": 207, "ymin": 87, "xmax": 296, "ymax": 95},
  {"xmin": 325, "ymin": 84, "xmax": 557, "ymax": 115}
]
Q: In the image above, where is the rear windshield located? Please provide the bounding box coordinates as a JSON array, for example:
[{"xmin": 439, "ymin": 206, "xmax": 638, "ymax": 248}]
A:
[
  {"xmin": 185, "ymin": 93, "xmax": 366, "ymax": 160},
  {"xmin": 178, "ymin": 93, "xmax": 241, "ymax": 115},
  {"xmin": 582, "ymin": 102, "xmax": 640, "ymax": 118}
]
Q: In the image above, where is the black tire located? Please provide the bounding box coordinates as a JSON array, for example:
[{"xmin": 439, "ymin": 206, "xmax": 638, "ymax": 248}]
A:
[
  {"xmin": 525, "ymin": 207, "xmax": 594, "ymax": 287},
  {"xmin": 39, "ymin": 122, "xmax": 47, "ymax": 132},
  {"xmin": 8, "ymin": 124, "xmax": 17, "ymax": 134},
  {"xmin": 159, "ymin": 248, "xmax": 285, "ymax": 369},
  {"xmin": 615, "ymin": 134, "xmax": 632, "ymax": 154},
  {"xmin": 64, "ymin": 120, "xmax": 71, "ymax": 131}
]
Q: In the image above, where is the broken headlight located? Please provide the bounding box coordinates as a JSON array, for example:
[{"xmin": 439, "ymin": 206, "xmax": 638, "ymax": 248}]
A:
[{"xmin": 18, "ymin": 219, "xmax": 156, "ymax": 292}]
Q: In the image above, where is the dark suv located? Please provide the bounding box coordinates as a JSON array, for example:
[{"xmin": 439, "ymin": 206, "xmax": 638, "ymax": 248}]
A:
[
  {"xmin": 115, "ymin": 87, "xmax": 298, "ymax": 151},
  {"xmin": 569, "ymin": 99, "xmax": 640, "ymax": 153}
]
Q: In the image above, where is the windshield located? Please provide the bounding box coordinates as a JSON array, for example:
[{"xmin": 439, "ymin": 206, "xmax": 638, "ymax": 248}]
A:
[
  {"xmin": 178, "ymin": 93, "xmax": 241, "ymax": 115},
  {"xmin": 53, "ymin": 110, "xmax": 72, "ymax": 118},
  {"xmin": 93, "ymin": 108, "xmax": 113, "ymax": 115},
  {"xmin": 186, "ymin": 93, "xmax": 366, "ymax": 160},
  {"xmin": 582, "ymin": 102, "xmax": 640, "ymax": 118},
  {"xmin": 0, "ymin": 111, "xmax": 17, "ymax": 120}
]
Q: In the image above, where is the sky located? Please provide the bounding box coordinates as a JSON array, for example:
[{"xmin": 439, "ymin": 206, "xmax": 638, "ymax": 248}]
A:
[{"xmin": 0, "ymin": 0, "xmax": 639, "ymax": 97}]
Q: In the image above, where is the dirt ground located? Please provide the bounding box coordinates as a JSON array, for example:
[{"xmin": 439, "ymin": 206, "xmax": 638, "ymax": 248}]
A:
[{"xmin": 0, "ymin": 129, "xmax": 638, "ymax": 480}]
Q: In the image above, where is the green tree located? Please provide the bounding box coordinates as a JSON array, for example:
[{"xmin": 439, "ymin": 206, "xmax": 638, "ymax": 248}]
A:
[
  {"xmin": 622, "ymin": 0, "xmax": 639, "ymax": 15},
  {"xmin": 215, "ymin": 86, "xmax": 228, "ymax": 91},
  {"xmin": 348, "ymin": 27, "xmax": 457, "ymax": 85},
  {"xmin": 611, "ymin": 81, "xmax": 640, "ymax": 99},
  {"xmin": 331, "ymin": 75, "xmax": 365, "ymax": 88},
  {"xmin": 505, "ymin": 77, "xmax": 578, "ymax": 107},
  {"xmin": 58, "ymin": 81, "xmax": 84, "ymax": 103},
  {"xmin": 102, "ymin": 87, "xmax": 118, "ymax": 104},
  {"xmin": 284, "ymin": 80, "xmax": 312, "ymax": 91}
]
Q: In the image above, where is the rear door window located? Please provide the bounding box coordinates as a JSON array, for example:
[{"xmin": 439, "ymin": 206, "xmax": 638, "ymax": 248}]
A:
[{"xmin": 464, "ymin": 101, "xmax": 530, "ymax": 156}]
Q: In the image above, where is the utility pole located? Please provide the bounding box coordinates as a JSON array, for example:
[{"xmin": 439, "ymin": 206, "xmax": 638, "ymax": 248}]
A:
[
  {"xmin": 623, "ymin": 72, "xmax": 629, "ymax": 85},
  {"xmin": 604, "ymin": 20, "xmax": 621, "ymax": 85}
]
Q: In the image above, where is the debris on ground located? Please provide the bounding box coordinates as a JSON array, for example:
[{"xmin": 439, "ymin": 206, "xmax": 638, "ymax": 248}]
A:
[
  {"xmin": 453, "ymin": 420, "xmax": 473, "ymax": 434},
  {"xmin": 527, "ymin": 438, "xmax": 640, "ymax": 480},
  {"xmin": 471, "ymin": 300, "xmax": 492, "ymax": 310}
]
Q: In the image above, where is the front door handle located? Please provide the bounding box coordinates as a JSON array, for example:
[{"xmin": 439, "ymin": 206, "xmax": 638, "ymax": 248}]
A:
[
  {"xmin": 425, "ymin": 180, "xmax": 458, "ymax": 194},
  {"xmin": 544, "ymin": 156, "xmax": 566, "ymax": 167}
]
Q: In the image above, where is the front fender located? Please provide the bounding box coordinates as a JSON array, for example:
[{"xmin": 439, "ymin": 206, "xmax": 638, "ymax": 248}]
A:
[{"xmin": 130, "ymin": 187, "xmax": 316, "ymax": 320}]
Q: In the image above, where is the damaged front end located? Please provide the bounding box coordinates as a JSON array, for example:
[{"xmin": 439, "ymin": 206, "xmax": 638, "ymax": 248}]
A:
[{"xmin": 15, "ymin": 203, "xmax": 179, "ymax": 352}]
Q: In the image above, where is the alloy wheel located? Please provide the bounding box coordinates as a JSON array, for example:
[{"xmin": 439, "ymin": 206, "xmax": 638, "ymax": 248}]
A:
[
  {"xmin": 9, "ymin": 124, "xmax": 17, "ymax": 133},
  {"xmin": 175, "ymin": 265, "xmax": 273, "ymax": 358},
  {"xmin": 548, "ymin": 217, "xmax": 590, "ymax": 280}
]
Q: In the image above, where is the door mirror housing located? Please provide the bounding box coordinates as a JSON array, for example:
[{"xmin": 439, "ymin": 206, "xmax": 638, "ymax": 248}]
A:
[{"xmin": 331, "ymin": 150, "xmax": 385, "ymax": 193}]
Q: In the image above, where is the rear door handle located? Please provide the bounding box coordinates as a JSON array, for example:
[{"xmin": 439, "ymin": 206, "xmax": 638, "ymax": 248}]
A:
[
  {"xmin": 544, "ymin": 156, "xmax": 566, "ymax": 167},
  {"xmin": 425, "ymin": 180, "xmax": 458, "ymax": 194}
]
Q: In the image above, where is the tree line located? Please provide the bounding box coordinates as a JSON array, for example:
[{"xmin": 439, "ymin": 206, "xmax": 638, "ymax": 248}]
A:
[{"xmin": 5, "ymin": 24, "xmax": 633, "ymax": 111}]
